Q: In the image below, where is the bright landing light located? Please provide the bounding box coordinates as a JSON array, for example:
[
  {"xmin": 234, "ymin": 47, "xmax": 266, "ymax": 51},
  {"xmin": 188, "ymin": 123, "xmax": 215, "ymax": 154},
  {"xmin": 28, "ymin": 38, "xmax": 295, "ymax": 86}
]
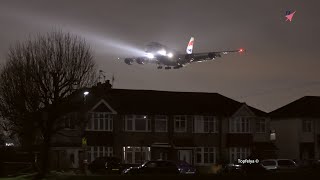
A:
[
  {"xmin": 167, "ymin": 53, "xmax": 173, "ymax": 58},
  {"xmin": 157, "ymin": 49, "xmax": 167, "ymax": 56},
  {"xmin": 145, "ymin": 53, "xmax": 154, "ymax": 59}
]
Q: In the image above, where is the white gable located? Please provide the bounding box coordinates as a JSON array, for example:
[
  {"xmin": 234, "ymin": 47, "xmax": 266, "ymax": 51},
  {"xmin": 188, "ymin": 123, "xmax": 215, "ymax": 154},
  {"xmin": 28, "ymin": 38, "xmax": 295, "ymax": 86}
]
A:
[
  {"xmin": 232, "ymin": 103, "xmax": 256, "ymax": 117},
  {"xmin": 89, "ymin": 99, "xmax": 117, "ymax": 114}
]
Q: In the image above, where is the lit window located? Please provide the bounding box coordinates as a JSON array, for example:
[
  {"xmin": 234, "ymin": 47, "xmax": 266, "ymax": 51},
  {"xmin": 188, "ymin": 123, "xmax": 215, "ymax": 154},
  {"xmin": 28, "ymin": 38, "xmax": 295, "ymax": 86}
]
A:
[{"xmin": 270, "ymin": 129, "xmax": 276, "ymax": 141}]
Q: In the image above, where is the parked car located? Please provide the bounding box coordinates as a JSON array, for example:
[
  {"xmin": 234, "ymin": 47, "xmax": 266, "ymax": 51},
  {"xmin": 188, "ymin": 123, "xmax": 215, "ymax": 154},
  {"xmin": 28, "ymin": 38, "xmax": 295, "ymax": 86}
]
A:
[
  {"xmin": 298, "ymin": 159, "xmax": 320, "ymax": 169},
  {"xmin": 88, "ymin": 157, "xmax": 124, "ymax": 174},
  {"xmin": 221, "ymin": 162, "xmax": 269, "ymax": 175},
  {"xmin": 260, "ymin": 159, "xmax": 298, "ymax": 172},
  {"xmin": 221, "ymin": 163, "xmax": 243, "ymax": 174},
  {"xmin": 175, "ymin": 161, "xmax": 198, "ymax": 175},
  {"xmin": 122, "ymin": 160, "xmax": 197, "ymax": 175}
]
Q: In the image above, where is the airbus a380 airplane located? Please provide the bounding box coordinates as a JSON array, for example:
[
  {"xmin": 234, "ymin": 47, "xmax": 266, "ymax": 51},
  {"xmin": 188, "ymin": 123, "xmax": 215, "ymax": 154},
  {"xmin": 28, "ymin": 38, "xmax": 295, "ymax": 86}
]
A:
[{"xmin": 119, "ymin": 37, "xmax": 245, "ymax": 69}]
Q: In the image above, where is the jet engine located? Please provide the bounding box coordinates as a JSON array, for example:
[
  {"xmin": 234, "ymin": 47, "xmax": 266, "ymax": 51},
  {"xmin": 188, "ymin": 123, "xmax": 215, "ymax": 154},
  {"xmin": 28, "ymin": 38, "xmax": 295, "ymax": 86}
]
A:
[
  {"xmin": 124, "ymin": 58, "xmax": 134, "ymax": 65},
  {"xmin": 136, "ymin": 58, "xmax": 145, "ymax": 64},
  {"xmin": 208, "ymin": 53, "xmax": 216, "ymax": 59}
]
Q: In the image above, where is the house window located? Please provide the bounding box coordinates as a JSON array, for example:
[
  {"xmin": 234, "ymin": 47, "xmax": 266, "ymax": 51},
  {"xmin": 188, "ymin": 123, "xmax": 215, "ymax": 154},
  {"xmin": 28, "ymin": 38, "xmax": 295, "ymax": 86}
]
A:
[
  {"xmin": 86, "ymin": 112, "xmax": 113, "ymax": 131},
  {"xmin": 229, "ymin": 147, "xmax": 251, "ymax": 163},
  {"xmin": 229, "ymin": 117, "xmax": 250, "ymax": 133},
  {"xmin": 195, "ymin": 147, "xmax": 216, "ymax": 165},
  {"xmin": 87, "ymin": 146, "xmax": 113, "ymax": 162},
  {"xmin": 155, "ymin": 115, "xmax": 168, "ymax": 132},
  {"xmin": 256, "ymin": 118, "xmax": 266, "ymax": 133},
  {"xmin": 123, "ymin": 146, "xmax": 151, "ymax": 164},
  {"xmin": 194, "ymin": 116, "xmax": 218, "ymax": 133},
  {"xmin": 125, "ymin": 115, "xmax": 151, "ymax": 132},
  {"xmin": 174, "ymin": 115, "xmax": 187, "ymax": 132},
  {"xmin": 302, "ymin": 119, "xmax": 312, "ymax": 132},
  {"xmin": 63, "ymin": 112, "xmax": 77, "ymax": 129}
]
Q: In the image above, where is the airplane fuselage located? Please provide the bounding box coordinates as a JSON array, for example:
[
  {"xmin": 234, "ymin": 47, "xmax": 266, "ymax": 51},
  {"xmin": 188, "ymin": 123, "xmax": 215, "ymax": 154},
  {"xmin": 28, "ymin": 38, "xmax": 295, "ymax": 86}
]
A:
[{"xmin": 121, "ymin": 37, "xmax": 244, "ymax": 69}]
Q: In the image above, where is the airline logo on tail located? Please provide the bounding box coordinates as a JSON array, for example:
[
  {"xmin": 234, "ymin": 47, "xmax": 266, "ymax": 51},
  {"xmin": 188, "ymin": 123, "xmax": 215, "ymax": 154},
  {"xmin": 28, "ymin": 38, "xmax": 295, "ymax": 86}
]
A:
[
  {"xmin": 285, "ymin": 10, "xmax": 296, "ymax": 22},
  {"xmin": 186, "ymin": 37, "xmax": 194, "ymax": 54}
]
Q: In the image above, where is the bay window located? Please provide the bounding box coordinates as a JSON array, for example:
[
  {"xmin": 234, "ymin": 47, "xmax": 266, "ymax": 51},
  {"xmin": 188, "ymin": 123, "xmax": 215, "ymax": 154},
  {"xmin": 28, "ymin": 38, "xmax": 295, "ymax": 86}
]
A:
[
  {"xmin": 229, "ymin": 117, "xmax": 250, "ymax": 133},
  {"xmin": 123, "ymin": 146, "xmax": 151, "ymax": 164},
  {"xmin": 87, "ymin": 112, "xmax": 113, "ymax": 131},
  {"xmin": 229, "ymin": 147, "xmax": 251, "ymax": 163}
]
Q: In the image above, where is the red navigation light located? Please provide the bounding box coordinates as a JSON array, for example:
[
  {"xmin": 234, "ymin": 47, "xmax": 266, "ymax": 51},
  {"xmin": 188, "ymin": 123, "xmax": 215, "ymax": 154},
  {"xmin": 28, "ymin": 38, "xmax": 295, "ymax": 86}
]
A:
[{"xmin": 239, "ymin": 48, "xmax": 244, "ymax": 53}]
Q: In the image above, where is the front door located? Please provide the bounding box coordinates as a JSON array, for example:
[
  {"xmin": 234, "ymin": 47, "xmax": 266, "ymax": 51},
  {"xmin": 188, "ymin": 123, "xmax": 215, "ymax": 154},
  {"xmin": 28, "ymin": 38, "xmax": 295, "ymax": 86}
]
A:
[{"xmin": 178, "ymin": 150, "xmax": 192, "ymax": 164}]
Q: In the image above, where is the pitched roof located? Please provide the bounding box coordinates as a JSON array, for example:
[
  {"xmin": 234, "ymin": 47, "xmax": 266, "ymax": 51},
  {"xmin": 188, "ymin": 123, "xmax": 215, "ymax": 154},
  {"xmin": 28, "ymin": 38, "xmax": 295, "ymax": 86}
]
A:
[
  {"xmin": 83, "ymin": 88, "xmax": 267, "ymax": 116},
  {"xmin": 269, "ymin": 96, "xmax": 320, "ymax": 118}
]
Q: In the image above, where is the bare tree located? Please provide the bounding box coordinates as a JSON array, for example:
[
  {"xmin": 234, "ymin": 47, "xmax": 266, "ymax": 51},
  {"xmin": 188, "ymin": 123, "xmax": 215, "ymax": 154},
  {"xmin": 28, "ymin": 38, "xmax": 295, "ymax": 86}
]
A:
[{"xmin": 0, "ymin": 31, "xmax": 97, "ymax": 177}]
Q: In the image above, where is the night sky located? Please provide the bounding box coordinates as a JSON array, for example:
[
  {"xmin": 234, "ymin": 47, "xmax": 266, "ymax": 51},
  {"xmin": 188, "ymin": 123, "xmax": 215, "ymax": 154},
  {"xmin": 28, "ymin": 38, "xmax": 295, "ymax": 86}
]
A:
[{"xmin": 1, "ymin": 0, "xmax": 319, "ymax": 112}]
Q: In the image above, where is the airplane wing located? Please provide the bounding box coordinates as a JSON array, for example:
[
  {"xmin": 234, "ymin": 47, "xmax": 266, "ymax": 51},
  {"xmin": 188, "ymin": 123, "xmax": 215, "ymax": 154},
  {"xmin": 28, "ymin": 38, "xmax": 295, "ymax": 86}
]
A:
[
  {"xmin": 117, "ymin": 56, "xmax": 159, "ymax": 65},
  {"xmin": 185, "ymin": 49, "xmax": 245, "ymax": 63}
]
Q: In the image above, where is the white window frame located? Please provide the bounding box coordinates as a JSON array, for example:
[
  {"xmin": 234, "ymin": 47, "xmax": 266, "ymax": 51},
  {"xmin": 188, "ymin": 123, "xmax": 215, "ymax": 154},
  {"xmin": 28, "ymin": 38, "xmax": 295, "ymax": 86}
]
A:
[
  {"xmin": 229, "ymin": 117, "xmax": 250, "ymax": 133},
  {"xmin": 123, "ymin": 146, "xmax": 151, "ymax": 164},
  {"xmin": 229, "ymin": 147, "xmax": 251, "ymax": 163},
  {"xmin": 302, "ymin": 119, "xmax": 313, "ymax": 133},
  {"xmin": 255, "ymin": 118, "xmax": 267, "ymax": 133},
  {"xmin": 155, "ymin": 115, "xmax": 168, "ymax": 132},
  {"xmin": 125, "ymin": 115, "xmax": 151, "ymax": 132},
  {"xmin": 87, "ymin": 146, "xmax": 113, "ymax": 162},
  {"xmin": 174, "ymin": 115, "xmax": 187, "ymax": 132},
  {"xmin": 86, "ymin": 112, "xmax": 113, "ymax": 131},
  {"xmin": 195, "ymin": 147, "xmax": 216, "ymax": 165},
  {"xmin": 194, "ymin": 116, "xmax": 218, "ymax": 133}
]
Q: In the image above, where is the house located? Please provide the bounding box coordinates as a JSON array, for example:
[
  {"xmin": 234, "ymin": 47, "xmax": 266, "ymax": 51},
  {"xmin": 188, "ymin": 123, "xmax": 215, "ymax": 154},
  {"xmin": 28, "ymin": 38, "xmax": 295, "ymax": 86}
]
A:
[
  {"xmin": 51, "ymin": 81, "xmax": 275, "ymax": 170},
  {"xmin": 269, "ymin": 96, "xmax": 320, "ymax": 161}
]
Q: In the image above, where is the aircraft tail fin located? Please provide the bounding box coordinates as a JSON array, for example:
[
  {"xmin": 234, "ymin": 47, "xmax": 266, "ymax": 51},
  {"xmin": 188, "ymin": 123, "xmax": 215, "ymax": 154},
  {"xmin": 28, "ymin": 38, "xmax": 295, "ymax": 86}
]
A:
[{"xmin": 186, "ymin": 37, "xmax": 194, "ymax": 54}]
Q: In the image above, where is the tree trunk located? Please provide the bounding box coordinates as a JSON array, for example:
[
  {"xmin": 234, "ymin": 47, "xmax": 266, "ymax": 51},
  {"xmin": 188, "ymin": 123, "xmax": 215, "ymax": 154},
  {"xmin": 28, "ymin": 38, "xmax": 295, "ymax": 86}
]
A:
[{"xmin": 38, "ymin": 134, "xmax": 51, "ymax": 178}]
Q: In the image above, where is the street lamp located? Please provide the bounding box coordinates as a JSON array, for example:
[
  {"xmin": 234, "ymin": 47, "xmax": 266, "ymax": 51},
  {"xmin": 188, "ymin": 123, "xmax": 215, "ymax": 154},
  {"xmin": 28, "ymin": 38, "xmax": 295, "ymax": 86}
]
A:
[
  {"xmin": 83, "ymin": 91, "xmax": 89, "ymax": 96},
  {"xmin": 83, "ymin": 91, "xmax": 89, "ymax": 175},
  {"xmin": 83, "ymin": 91, "xmax": 89, "ymax": 104}
]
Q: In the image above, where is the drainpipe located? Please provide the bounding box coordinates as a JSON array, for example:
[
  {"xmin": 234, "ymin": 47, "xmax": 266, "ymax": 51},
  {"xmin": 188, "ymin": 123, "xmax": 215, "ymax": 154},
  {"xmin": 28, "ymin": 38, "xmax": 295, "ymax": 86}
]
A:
[
  {"xmin": 218, "ymin": 117, "xmax": 223, "ymax": 165},
  {"xmin": 314, "ymin": 119, "xmax": 318, "ymax": 159}
]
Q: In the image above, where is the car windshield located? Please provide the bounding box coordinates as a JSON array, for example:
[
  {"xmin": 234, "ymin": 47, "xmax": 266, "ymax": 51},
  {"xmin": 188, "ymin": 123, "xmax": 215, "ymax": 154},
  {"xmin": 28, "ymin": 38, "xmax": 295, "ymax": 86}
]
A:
[{"xmin": 145, "ymin": 161, "xmax": 158, "ymax": 168}]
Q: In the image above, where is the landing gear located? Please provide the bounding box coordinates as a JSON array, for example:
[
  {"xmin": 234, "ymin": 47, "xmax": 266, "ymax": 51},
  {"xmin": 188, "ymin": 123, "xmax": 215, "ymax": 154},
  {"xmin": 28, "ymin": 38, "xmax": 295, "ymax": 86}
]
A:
[
  {"xmin": 173, "ymin": 65, "xmax": 183, "ymax": 69},
  {"xmin": 165, "ymin": 66, "xmax": 171, "ymax": 70},
  {"xmin": 157, "ymin": 66, "xmax": 163, "ymax": 69}
]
